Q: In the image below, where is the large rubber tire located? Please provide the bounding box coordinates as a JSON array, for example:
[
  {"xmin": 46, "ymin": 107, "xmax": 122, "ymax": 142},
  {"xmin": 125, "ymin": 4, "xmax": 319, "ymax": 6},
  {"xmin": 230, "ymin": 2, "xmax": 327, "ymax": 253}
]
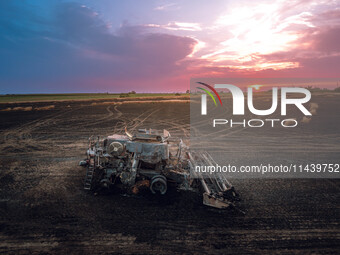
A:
[{"xmin": 150, "ymin": 175, "xmax": 167, "ymax": 195}]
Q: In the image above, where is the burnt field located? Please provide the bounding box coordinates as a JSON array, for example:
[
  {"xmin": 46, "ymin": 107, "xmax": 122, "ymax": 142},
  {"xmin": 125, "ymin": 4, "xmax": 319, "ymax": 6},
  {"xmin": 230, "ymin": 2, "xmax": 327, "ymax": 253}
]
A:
[{"xmin": 0, "ymin": 97, "xmax": 339, "ymax": 254}]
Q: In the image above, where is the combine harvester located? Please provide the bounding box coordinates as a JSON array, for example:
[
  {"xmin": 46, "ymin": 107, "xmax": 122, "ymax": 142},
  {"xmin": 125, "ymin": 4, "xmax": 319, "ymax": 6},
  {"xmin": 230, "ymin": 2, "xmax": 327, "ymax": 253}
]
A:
[{"xmin": 80, "ymin": 128, "xmax": 241, "ymax": 210}]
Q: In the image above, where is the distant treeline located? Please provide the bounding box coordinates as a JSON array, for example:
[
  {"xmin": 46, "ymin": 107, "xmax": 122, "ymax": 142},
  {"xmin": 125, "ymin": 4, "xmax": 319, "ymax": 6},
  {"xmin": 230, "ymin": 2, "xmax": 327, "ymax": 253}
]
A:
[{"xmin": 0, "ymin": 92, "xmax": 186, "ymax": 103}]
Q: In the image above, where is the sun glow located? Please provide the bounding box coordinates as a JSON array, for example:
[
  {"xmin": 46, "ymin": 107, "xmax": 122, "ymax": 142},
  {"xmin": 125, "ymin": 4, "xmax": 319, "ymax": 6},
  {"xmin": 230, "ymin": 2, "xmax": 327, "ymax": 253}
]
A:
[{"xmin": 201, "ymin": 1, "xmax": 314, "ymax": 71}]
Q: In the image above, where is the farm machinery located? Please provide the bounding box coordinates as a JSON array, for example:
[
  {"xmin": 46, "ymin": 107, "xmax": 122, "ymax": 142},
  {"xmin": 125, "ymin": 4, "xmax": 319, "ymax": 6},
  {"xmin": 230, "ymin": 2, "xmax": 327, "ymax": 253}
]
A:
[{"xmin": 79, "ymin": 128, "xmax": 240, "ymax": 209}]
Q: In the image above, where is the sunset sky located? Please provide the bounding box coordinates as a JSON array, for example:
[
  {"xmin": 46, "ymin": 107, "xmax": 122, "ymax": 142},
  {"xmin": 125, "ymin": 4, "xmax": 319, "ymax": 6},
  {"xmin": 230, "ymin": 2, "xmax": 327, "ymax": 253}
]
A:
[{"xmin": 0, "ymin": 0, "xmax": 339, "ymax": 93}]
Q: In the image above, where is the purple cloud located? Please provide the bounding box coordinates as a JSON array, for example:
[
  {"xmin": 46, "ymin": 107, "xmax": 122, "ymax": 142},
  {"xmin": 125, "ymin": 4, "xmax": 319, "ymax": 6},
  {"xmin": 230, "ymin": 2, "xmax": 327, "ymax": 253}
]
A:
[{"xmin": 0, "ymin": 2, "xmax": 197, "ymax": 93}]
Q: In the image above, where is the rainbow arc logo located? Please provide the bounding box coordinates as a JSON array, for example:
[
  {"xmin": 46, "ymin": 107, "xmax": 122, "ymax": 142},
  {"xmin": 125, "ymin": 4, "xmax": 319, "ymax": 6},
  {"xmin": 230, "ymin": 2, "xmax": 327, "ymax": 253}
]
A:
[{"xmin": 196, "ymin": 82, "xmax": 223, "ymax": 107}]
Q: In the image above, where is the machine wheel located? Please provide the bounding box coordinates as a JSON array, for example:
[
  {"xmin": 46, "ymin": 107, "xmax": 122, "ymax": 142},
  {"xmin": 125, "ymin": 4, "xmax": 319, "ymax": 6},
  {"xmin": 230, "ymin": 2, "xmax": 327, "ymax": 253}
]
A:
[{"xmin": 150, "ymin": 175, "xmax": 167, "ymax": 195}]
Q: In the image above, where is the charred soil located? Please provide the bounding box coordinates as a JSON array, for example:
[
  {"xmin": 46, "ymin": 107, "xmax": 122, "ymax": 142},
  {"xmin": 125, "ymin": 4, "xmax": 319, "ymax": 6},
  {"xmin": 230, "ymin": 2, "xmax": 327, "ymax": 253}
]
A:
[{"xmin": 0, "ymin": 99, "xmax": 339, "ymax": 254}]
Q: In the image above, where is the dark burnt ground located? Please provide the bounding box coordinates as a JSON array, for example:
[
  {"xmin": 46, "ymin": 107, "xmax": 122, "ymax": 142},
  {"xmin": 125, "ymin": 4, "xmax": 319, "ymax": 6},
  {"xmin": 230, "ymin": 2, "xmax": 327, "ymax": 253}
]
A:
[{"xmin": 0, "ymin": 99, "xmax": 339, "ymax": 254}]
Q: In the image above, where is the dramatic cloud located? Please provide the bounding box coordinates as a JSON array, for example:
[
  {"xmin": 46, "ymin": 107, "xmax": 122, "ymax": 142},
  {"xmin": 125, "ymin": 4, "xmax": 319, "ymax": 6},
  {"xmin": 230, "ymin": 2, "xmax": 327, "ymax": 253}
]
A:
[
  {"xmin": 0, "ymin": 2, "xmax": 197, "ymax": 93},
  {"xmin": 145, "ymin": 22, "xmax": 202, "ymax": 31},
  {"xmin": 192, "ymin": 0, "xmax": 340, "ymax": 77},
  {"xmin": 0, "ymin": 0, "xmax": 339, "ymax": 93}
]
